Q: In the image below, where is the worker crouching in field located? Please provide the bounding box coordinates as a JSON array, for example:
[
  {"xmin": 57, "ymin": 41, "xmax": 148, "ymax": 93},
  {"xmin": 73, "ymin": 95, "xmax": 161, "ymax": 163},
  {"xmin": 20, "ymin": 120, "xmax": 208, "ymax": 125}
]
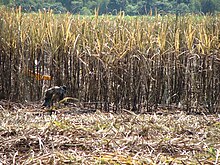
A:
[{"xmin": 42, "ymin": 85, "xmax": 67, "ymax": 107}]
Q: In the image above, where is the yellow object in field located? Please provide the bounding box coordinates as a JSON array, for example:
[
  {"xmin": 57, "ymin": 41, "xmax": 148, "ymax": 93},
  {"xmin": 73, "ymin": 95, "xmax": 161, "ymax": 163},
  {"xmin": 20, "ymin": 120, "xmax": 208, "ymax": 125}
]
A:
[
  {"xmin": 35, "ymin": 73, "xmax": 51, "ymax": 81},
  {"xmin": 26, "ymin": 69, "xmax": 51, "ymax": 81},
  {"xmin": 41, "ymin": 75, "xmax": 51, "ymax": 81}
]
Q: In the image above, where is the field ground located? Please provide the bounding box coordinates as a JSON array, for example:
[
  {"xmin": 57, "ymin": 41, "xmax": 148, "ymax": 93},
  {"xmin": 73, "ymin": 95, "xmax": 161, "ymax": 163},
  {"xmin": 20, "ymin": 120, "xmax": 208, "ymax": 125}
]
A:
[{"xmin": 0, "ymin": 100, "xmax": 220, "ymax": 164}]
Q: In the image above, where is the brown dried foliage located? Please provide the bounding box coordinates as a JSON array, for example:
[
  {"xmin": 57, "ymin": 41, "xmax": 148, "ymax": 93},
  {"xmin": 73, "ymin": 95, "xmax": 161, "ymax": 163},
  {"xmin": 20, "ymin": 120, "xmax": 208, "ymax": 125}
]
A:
[
  {"xmin": 0, "ymin": 7, "xmax": 220, "ymax": 113},
  {"xmin": 0, "ymin": 100, "xmax": 220, "ymax": 164}
]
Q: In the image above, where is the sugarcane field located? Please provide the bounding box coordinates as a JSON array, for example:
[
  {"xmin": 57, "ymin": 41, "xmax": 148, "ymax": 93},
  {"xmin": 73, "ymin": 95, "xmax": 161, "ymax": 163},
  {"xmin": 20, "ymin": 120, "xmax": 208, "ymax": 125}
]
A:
[{"xmin": 0, "ymin": 6, "xmax": 220, "ymax": 164}]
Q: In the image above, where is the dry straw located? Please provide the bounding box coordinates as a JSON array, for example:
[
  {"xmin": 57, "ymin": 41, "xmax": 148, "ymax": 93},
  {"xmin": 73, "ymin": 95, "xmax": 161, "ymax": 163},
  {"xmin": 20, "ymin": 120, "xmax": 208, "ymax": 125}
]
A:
[{"xmin": 0, "ymin": 100, "xmax": 219, "ymax": 164}]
